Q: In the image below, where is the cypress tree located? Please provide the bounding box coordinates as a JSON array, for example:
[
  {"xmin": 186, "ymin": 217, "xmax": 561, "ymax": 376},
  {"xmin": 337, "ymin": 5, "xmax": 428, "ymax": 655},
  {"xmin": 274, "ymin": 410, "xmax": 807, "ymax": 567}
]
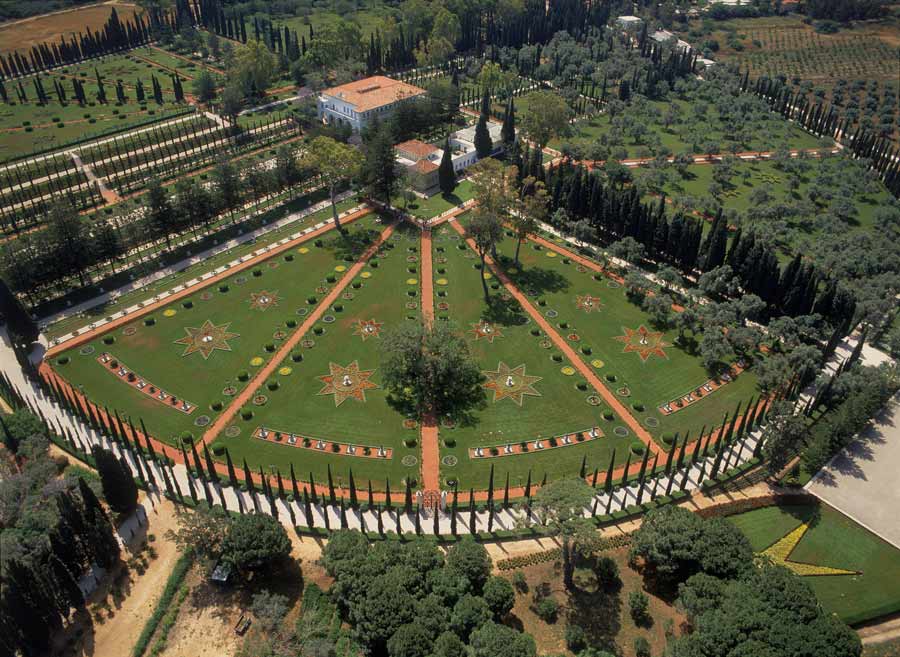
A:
[
  {"xmin": 327, "ymin": 464, "xmax": 336, "ymax": 504},
  {"xmin": 348, "ymin": 469, "xmax": 358, "ymax": 508},
  {"xmin": 468, "ymin": 489, "xmax": 476, "ymax": 534},
  {"xmin": 486, "ymin": 464, "xmax": 494, "ymax": 507},
  {"xmin": 438, "ymin": 138, "xmax": 456, "ymax": 195},
  {"xmin": 203, "ymin": 442, "xmax": 220, "ymax": 484},
  {"xmin": 404, "ymin": 477, "xmax": 413, "ymax": 514},
  {"xmin": 604, "ymin": 449, "xmax": 616, "ymax": 493},
  {"xmin": 385, "ymin": 478, "xmax": 392, "ymax": 509},
  {"xmin": 91, "ymin": 445, "xmax": 138, "ymax": 514},
  {"xmin": 474, "ymin": 113, "xmax": 492, "ymax": 159}
]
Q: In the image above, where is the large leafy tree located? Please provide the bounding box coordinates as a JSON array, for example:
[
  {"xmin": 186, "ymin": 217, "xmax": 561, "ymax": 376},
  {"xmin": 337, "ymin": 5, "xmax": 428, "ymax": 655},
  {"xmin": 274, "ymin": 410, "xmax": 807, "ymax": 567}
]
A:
[
  {"xmin": 304, "ymin": 136, "xmax": 359, "ymax": 234},
  {"xmin": 467, "ymin": 209, "xmax": 504, "ymax": 302},
  {"xmin": 221, "ymin": 512, "xmax": 291, "ymax": 574},
  {"xmin": 380, "ymin": 322, "xmax": 485, "ymax": 421},
  {"xmin": 231, "ymin": 39, "xmax": 276, "ymax": 98},
  {"xmin": 519, "ymin": 90, "xmax": 571, "ymax": 149},
  {"xmin": 512, "ymin": 176, "xmax": 548, "ymax": 265},
  {"xmin": 527, "ymin": 477, "xmax": 595, "ymax": 588},
  {"xmin": 362, "ymin": 121, "xmax": 400, "ymax": 208},
  {"xmin": 470, "ymin": 621, "xmax": 537, "ymax": 657},
  {"xmin": 629, "ymin": 506, "xmax": 753, "ymax": 589}
]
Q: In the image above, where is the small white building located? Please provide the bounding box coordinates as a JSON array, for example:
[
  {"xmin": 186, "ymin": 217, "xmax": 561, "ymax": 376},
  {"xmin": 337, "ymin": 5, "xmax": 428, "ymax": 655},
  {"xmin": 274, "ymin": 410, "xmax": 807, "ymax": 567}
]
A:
[
  {"xmin": 317, "ymin": 76, "xmax": 427, "ymax": 132},
  {"xmin": 395, "ymin": 121, "xmax": 504, "ymax": 193},
  {"xmin": 616, "ymin": 15, "xmax": 644, "ymax": 29}
]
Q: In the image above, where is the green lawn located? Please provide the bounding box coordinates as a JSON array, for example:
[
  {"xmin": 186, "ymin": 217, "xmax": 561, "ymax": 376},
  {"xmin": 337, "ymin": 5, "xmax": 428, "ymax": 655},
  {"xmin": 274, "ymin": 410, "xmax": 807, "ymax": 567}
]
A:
[
  {"xmin": 406, "ymin": 181, "xmax": 475, "ymax": 220},
  {"xmin": 493, "ymin": 233, "xmax": 760, "ymax": 444},
  {"xmin": 433, "ymin": 222, "xmax": 636, "ymax": 491},
  {"xmin": 51, "ymin": 214, "xmax": 384, "ymax": 444},
  {"xmin": 215, "ymin": 218, "xmax": 420, "ymax": 490},
  {"xmin": 728, "ymin": 503, "xmax": 900, "ymax": 624}
]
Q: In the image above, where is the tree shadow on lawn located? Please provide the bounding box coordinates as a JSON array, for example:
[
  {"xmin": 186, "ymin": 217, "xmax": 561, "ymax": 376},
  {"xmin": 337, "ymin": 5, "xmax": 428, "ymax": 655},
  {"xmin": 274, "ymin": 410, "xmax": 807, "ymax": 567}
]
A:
[
  {"xmin": 566, "ymin": 586, "xmax": 623, "ymax": 652},
  {"xmin": 481, "ymin": 294, "xmax": 528, "ymax": 328},
  {"xmin": 328, "ymin": 227, "xmax": 382, "ymax": 261},
  {"xmin": 500, "ymin": 260, "xmax": 570, "ymax": 297}
]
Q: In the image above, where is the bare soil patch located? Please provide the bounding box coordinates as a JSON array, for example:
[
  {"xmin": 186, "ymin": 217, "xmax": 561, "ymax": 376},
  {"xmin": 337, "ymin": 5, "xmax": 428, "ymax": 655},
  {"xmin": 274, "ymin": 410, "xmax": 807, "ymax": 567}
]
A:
[{"xmin": 0, "ymin": 2, "xmax": 142, "ymax": 56}]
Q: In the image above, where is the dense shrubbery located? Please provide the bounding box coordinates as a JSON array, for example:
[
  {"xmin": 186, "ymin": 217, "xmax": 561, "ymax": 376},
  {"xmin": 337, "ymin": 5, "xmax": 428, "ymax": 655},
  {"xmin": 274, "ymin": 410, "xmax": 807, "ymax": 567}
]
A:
[{"xmin": 320, "ymin": 532, "xmax": 536, "ymax": 655}]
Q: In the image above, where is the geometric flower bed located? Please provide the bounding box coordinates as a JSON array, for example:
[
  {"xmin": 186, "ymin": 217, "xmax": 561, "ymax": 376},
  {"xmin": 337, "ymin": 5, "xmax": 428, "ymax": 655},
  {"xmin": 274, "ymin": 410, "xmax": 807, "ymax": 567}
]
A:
[
  {"xmin": 96, "ymin": 352, "xmax": 196, "ymax": 414},
  {"xmin": 252, "ymin": 426, "xmax": 393, "ymax": 458},
  {"xmin": 658, "ymin": 361, "xmax": 746, "ymax": 415},
  {"xmin": 468, "ymin": 426, "xmax": 602, "ymax": 458},
  {"xmin": 759, "ymin": 522, "xmax": 859, "ymax": 577}
]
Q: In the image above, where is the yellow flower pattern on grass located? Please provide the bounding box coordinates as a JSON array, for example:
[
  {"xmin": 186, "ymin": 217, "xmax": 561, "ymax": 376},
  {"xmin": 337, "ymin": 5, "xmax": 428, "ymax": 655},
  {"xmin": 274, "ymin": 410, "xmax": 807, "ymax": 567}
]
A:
[
  {"xmin": 591, "ymin": 359, "xmax": 605, "ymax": 368},
  {"xmin": 163, "ymin": 309, "xmax": 177, "ymax": 317},
  {"xmin": 335, "ymin": 265, "xmax": 347, "ymax": 272},
  {"xmin": 545, "ymin": 251, "xmax": 557, "ymax": 258},
  {"xmin": 361, "ymin": 272, "xmax": 372, "ymax": 279},
  {"xmin": 482, "ymin": 272, "xmax": 493, "ymax": 280},
  {"xmin": 560, "ymin": 366, "xmax": 576, "ymax": 376},
  {"xmin": 278, "ymin": 367, "xmax": 293, "ymax": 376},
  {"xmin": 436, "ymin": 278, "xmax": 449, "ymax": 285},
  {"xmin": 250, "ymin": 357, "xmax": 264, "ymax": 367},
  {"xmin": 298, "ymin": 247, "xmax": 309, "ymax": 254},
  {"xmin": 406, "ymin": 278, "xmax": 418, "ymax": 285},
  {"xmin": 759, "ymin": 523, "xmax": 859, "ymax": 577}
]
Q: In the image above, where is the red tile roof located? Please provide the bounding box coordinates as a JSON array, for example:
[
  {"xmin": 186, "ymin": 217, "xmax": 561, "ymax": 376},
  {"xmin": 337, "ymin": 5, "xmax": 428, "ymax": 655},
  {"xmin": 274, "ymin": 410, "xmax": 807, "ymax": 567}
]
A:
[
  {"xmin": 395, "ymin": 139, "xmax": 438, "ymax": 160},
  {"xmin": 321, "ymin": 76, "xmax": 426, "ymax": 113}
]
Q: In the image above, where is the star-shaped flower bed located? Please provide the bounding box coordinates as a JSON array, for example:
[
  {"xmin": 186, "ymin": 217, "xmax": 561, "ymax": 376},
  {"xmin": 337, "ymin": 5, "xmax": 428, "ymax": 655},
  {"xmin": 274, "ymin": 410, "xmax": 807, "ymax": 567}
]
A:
[
  {"xmin": 614, "ymin": 325, "xmax": 669, "ymax": 362},
  {"xmin": 575, "ymin": 294, "xmax": 603, "ymax": 313},
  {"xmin": 249, "ymin": 290, "xmax": 281, "ymax": 312},
  {"xmin": 353, "ymin": 319, "xmax": 384, "ymax": 341},
  {"xmin": 174, "ymin": 320, "xmax": 239, "ymax": 359},
  {"xmin": 760, "ymin": 523, "xmax": 859, "ymax": 577},
  {"xmin": 482, "ymin": 362, "xmax": 542, "ymax": 406},
  {"xmin": 470, "ymin": 321, "xmax": 504, "ymax": 343},
  {"xmin": 317, "ymin": 361, "xmax": 379, "ymax": 406}
]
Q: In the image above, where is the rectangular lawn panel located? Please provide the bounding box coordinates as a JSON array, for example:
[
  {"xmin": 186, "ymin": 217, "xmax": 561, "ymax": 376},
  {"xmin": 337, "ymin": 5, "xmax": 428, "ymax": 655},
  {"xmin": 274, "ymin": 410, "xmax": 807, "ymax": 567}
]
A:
[
  {"xmin": 493, "ymin": 235, "xmax": 759, "ymax": 444},
  {"xmin": 433, "ymin": 222, "xmax": 636, "ymax": 491},
  {"xmin": 216, "ymin": 220, "xmax": 422, "ymax": 490},
  {"xmin": 50, "ymin": 214, "xmax": 382, "ymax": 444},
  {"xmin": 728, "ymin": 503, "xmax": 900, "ymax": 624}
]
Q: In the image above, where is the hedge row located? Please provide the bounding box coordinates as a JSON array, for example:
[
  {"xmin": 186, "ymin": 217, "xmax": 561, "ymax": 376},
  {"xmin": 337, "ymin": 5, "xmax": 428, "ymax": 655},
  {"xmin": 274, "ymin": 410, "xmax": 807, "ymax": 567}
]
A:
[
  {"xmin": 147, "ymin": 584, "xmax": 190, "ymax": 656},
  {"xmin": 696, "ymin": 493, "xmax": 814, "ymax": 520},
  {"xmin": 131, "ymin": 550, "xmax": 194, "ymax": 657},
  {"xmin": 496, "ymin": 533, "xmax": 634, "ymax": 571}
]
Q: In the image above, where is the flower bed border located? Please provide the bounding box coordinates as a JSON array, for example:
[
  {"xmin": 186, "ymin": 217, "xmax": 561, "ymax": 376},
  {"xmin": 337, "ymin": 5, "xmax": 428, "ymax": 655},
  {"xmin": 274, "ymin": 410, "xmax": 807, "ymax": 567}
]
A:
[
  {"xmin": 252, "ymin": 426, "xmax": 392, "ymax": 459},
  {"xmin": 468, "ymin": 426, "xmax": 602, "ymax": 458},
  {"xmin": 96, "ymin": 352, "xmax": 197, "ymax": 414},
  {"xmin": 657, "ymin": 361, "xmax": 746, "ymax": 416}
]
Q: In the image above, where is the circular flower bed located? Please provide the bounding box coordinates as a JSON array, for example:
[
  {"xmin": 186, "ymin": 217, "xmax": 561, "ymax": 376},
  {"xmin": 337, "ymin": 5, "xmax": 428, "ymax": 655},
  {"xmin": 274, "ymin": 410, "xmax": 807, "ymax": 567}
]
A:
[
  {"xmin": 567, "ymin": 333, "xmax": 580, "ymax": 342},
  {"xmin": 273, "ymin": 330, "xmax": 287, "ymax": 340},
  {"xmin": 296, "ymin": 308, "xmax": 308, "ymax": 316},
  {"xmin": 194, "ymin": 415, "xmax": 211, "ymax": 427},
  {"xmin": 267, "ymin": 261, "xmax": 279, "ymax": 269},
  {"xmin": 607, "ymin": 280, "xmax": 621, "ymax": 288},
  {"xmin": 545, "ymin": 309, "xmax": 558, "ymax": 318},
  {"xmin": 335, "ymin": 265, "xmax": 347, "ymax": 272},
  {"xmin": 250, "ymin": 357, "xmax": 264, "ymax": 367},
  {"xmin": 403, "ymin": 418, "xmax": 418, "ymax": 430},
  {"xmin": 442, "ymin": 417, "xmax": 456, "ymax": 429},
  {"xmin": 253, "ymin": 395, "xmax": 268, "ymax": 406},
  {"xmin": 163, "ymin": 309, "xmax": 177, "ymax": 317},
  {"xmin": 200, "ymin": 292, "xmax": 213, "ymax": 301},
  {"xmin": 616, "ymin": 386, "xmax": 631, "ymax": 397},
  {"xmin": 316, "ymin": 286, "xmax": 328, "ymax": 294},
  {"xmin": 122, "ymin": 326, "xmax": 137, "ymax": 337},
  {"xmin": 645, "ymin": 417, "xmax": 660, "ymax": 428},
  {"xmin": 560, "ymin": 366, "xmax": 576, "ymax": 376},
  {"xmin": 591, "ymin": 359, "xmax": 604, "ymax": 369},
  {"xmin": 539, "ymin": 339, "xmax": 553, "ymax": 349},
  {"xmin": 79, "ymin": 345, "xmax": 96, "ymax": 355},
  {"xmin": 222, "ymin": 386, "xmax": 237, "ymax": 396},
  {"xmin": 577, "ymin": 265, "xmax": 588, "ymax": 273},
  {"xmin": 301, "ymin": 339, "xmax": 315, "ymax": 349},
  {"xmin": 278, "ymin": 367, "xmax": 293, "ymax": 376},
  {"xmin": 406, "ymin": 302, "xmax": 418, "ymax": 310},
  {"xmin": 234, "ymin": 276, "xmax": 248, "ymax": 285},
  {"xmin": 614, "ymin": 426, "xmax": 630, "ymax": 437},
  {"xmin": 436, "ymin": 278, "xmax": 449, "ymax": 285},
  {"xmin": 442, "ymin": 455, "xmax": 458, "ymax": 467},
  {"xmin": 342, "ymin": 292, "xmax": 355, "ymax": 300},
  {"xmin": 225, "ymin": 425, "xmax": 241, "ymax": 437},
  {"xmin": 322, "ymin": 315, "xmax": 336, "ymax": 323},
  {"xmin": 406, "ymin": 255, "xmax": 418, "ymax": 262},
  {"xmin": 401, "ymin": 455, "xmax": 418, "ymax": 467},
  {"xmin": 361, "ymin": 272, "xmax": 372, "ymax": 279},
  {"xmin": 586, "ymin": 395, "xmax": 602, "ymax": 406}
]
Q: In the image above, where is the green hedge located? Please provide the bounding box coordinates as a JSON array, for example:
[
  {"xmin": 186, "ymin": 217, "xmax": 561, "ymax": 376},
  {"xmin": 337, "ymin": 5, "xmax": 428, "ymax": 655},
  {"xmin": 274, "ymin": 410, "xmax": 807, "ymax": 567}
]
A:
[{"xmin": 132, "ymin": 550, "xmax": 194, "ymax": 657}]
